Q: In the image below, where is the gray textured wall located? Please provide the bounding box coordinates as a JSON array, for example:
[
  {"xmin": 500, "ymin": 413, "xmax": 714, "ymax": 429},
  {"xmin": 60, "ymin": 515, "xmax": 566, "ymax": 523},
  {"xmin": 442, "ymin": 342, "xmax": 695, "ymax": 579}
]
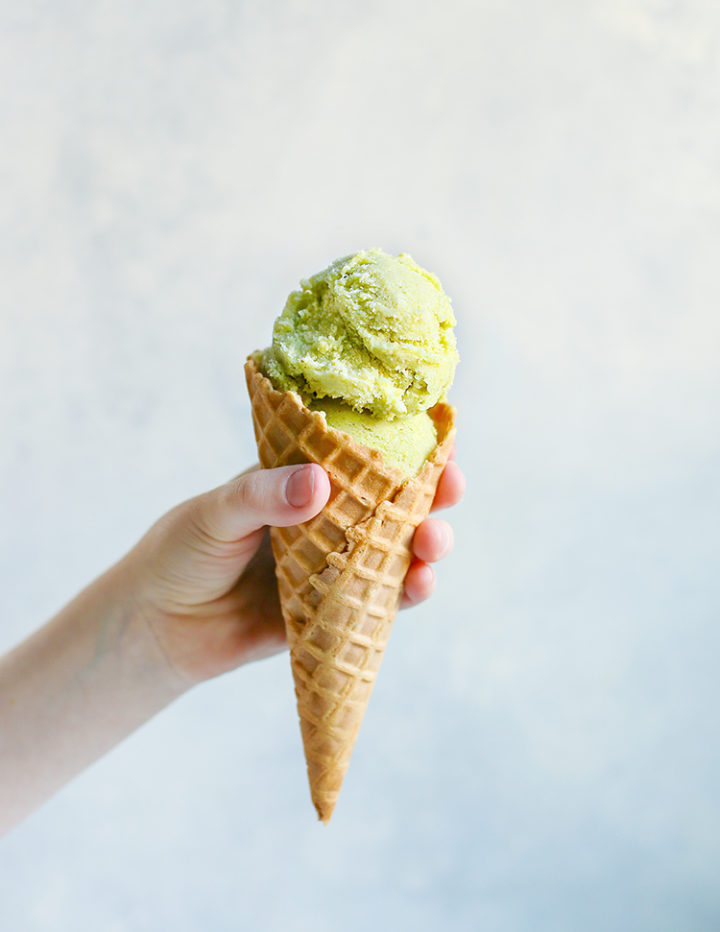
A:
[{"xmin": 1, "ymin": 2, "xmax": 719, "ymax": 930}]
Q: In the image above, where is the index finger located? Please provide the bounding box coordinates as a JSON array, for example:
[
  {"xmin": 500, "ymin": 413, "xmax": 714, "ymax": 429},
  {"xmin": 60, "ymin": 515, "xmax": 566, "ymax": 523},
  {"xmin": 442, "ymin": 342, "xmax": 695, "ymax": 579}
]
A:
[{"xmin": 431, "ymin": 460, "xmax": 465, "ymax": 512}]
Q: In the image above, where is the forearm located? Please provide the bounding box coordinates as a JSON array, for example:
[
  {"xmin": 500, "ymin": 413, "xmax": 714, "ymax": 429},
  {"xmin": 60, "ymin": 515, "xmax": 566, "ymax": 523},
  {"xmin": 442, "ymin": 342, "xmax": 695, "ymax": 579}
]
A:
[{"xmin": 0, "ymin": 560, "xmax": 189, "ymax": 836}]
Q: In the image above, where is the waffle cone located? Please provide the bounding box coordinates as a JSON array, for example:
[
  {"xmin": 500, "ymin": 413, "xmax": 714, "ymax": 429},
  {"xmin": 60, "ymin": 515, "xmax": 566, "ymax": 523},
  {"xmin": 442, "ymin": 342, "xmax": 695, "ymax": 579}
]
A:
[{"xmin": 245, "ymin": 354, "xmax": 456, "ymax": 822}]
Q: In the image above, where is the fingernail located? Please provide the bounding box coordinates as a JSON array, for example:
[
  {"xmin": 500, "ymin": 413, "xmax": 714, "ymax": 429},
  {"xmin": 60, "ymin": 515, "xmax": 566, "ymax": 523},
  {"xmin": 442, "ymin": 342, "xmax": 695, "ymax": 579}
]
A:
[
  {"xmin": 285, "ymin": 465, "xmax": 315, "ymax": 508},
  {"xmin": 437, "ymin": 523, "xmax": 453, "ymax": 559}
]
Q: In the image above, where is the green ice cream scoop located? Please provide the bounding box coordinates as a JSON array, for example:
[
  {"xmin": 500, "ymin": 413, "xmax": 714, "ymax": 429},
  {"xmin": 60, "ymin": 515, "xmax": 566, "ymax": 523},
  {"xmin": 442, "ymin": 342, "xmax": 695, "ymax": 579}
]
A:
[
  {"xmin": 310, "ymin": 399, "xmax": 440, "ymax": 479},
  {"xmin": 261, "ymin": 248, "xmax": 458, "ymax": 419},
  {"xmin": 260, "ymin": 249, "xmax": 458, "ymax": 477}
]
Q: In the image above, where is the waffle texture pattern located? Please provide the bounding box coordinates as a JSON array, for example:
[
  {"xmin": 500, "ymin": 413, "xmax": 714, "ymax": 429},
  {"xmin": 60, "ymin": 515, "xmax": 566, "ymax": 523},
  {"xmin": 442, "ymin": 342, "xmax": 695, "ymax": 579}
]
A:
[{"xmin": 245, "ymin": 354, "xmax": 456, "ymax": 822}]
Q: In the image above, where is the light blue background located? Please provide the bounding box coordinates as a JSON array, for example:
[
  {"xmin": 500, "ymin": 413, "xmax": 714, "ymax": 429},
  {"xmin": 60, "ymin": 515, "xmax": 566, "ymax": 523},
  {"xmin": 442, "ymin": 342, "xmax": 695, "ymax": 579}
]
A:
[{"xmin": 1, "ymin": 2, "xmax": 719, "ymax": 930}]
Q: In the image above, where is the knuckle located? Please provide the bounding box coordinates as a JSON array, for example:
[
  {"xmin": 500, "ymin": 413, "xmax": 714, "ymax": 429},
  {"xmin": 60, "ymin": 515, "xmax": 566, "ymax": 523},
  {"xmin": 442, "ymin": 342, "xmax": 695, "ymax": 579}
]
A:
[{"xmin": 226, "ymin": 469, "xmax": 265, "ymax": 512}]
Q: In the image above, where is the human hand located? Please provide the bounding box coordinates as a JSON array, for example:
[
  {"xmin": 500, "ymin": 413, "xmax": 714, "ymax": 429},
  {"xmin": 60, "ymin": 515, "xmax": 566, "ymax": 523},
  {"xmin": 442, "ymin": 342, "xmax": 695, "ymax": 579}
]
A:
[{"xmin": 124, "ymin": 455, "xmax": 465, "ymax": 687}]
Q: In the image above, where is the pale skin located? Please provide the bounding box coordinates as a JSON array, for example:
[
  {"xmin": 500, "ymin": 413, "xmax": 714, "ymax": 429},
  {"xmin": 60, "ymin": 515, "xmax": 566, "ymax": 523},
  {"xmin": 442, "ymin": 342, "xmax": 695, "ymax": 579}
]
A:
[{"xmin": 0, "ymin": 455, "xmax": 465, "ymax": 837}]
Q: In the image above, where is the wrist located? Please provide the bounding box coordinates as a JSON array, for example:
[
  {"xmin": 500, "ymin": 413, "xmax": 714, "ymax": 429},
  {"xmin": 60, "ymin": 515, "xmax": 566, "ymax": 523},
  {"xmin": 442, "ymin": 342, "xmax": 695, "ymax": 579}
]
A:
[{"xmin": 101, "ymin": 556, "xmax": 194, "ymax": 701}]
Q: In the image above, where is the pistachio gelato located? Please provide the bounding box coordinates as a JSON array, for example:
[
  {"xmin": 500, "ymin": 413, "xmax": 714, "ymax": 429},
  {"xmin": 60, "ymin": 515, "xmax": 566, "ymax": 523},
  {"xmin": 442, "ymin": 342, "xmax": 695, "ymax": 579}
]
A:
[{"xmin": 260, "ymin": 248, "xmax": 458, "ymax": 477}]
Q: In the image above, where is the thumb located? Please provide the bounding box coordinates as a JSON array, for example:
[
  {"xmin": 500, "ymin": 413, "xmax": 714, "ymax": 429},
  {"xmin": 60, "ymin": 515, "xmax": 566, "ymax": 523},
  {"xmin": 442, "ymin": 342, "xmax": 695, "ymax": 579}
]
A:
[{"xmin": 198, "ymin": 464, "xmax": 331, "ymax": 542}]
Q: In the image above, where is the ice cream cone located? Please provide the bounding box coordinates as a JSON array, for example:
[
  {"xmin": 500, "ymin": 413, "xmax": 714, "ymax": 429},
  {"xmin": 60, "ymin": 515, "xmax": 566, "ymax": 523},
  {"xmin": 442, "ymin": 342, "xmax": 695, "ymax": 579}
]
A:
[{"xmin": 245, "ymin": 354, "xmax": 456, "ymax": 821}]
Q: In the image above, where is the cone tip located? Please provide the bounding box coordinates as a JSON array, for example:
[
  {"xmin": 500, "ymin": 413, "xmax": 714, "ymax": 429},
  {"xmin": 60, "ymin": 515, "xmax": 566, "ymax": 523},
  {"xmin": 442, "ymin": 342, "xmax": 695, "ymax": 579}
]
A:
[{"xmin": 314, "ymin": 799, "xmax": 336, "ymax": 825}]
